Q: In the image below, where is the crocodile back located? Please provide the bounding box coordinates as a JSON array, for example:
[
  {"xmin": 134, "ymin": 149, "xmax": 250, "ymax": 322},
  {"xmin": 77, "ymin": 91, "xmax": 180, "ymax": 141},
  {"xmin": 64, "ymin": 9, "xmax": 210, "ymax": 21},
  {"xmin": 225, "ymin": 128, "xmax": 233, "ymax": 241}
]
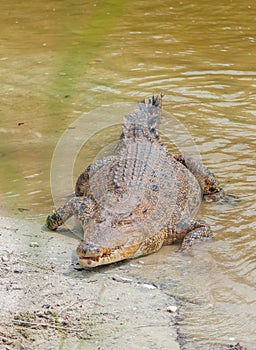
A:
[
  {"xmin": 86, "ymin": 95, "xmax": 202, "ymax": 246},
  {"xmin": 88, "ymin": 141, "xmax": 202, "ymax": 245}
]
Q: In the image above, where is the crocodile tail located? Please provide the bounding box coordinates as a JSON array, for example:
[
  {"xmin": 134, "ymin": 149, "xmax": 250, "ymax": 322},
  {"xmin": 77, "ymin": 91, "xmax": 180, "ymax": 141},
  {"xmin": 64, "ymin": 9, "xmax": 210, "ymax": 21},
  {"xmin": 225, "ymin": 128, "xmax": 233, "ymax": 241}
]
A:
[
  {"xmin": 122, "ymin": 94, "xmax": 163, "ymax": 142},
  {"xmin": 143, "ymin": 94, "xmax": 163, "ymax": 108}
]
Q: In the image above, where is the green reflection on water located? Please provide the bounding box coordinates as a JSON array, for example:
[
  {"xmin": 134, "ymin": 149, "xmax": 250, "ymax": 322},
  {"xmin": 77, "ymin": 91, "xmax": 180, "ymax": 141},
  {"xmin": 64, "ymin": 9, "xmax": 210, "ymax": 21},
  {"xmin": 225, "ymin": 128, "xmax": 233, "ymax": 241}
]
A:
[
  {"xmin": 49, "ymin": 0, "xmax": 127, "ymax": 114},
  {"xmin": 0, "ymin": 0, "xmax": 127, "ymax": 215}
]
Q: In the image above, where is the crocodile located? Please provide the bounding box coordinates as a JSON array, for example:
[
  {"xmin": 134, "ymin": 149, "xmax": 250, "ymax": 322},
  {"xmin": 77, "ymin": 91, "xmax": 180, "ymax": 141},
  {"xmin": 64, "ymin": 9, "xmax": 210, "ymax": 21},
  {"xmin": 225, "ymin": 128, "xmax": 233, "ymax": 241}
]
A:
[{"xmin": 46, "ymin": 95, "xmax": 231, "ymax": 267}]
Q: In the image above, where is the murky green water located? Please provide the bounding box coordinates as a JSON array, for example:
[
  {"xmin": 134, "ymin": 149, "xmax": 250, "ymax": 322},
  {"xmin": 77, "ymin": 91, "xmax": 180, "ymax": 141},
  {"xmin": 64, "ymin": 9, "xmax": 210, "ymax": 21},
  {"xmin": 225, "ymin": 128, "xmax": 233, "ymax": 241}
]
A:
[{"xmin": 1, "ymin": 1, "xmax": 255, "ymax": 348}]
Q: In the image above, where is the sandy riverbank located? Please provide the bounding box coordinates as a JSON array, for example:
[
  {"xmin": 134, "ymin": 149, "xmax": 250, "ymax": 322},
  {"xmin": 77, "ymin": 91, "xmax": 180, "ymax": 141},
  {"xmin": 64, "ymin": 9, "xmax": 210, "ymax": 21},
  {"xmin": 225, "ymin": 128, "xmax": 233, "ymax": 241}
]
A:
[{"xmin": 0, "ymin": 216, "xmax": 180, "ymax": 350}]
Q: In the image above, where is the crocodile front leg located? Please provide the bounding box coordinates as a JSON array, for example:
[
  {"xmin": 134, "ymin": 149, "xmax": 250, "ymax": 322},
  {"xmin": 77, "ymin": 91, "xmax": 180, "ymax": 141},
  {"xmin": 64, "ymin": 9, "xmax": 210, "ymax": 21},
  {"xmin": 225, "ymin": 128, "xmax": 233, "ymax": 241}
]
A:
[
  {"xmin": 46, "ymin": 197, "xmax": 95, "ymax": 230},
  {"xmin": 179, "ymin": 219, "xmax": 212, "ymax": 249},
  {"xmin": 163, "ymin": 219, "xmax": 212, "ymax": 249}
]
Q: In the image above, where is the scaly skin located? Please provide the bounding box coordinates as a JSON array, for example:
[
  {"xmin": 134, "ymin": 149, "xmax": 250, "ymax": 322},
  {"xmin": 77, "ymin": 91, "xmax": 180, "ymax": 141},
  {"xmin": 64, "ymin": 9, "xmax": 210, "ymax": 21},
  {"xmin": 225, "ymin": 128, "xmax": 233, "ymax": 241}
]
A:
[{"xmin": 46, "ymin": 95, "xmax": 232, "ymax": 267}]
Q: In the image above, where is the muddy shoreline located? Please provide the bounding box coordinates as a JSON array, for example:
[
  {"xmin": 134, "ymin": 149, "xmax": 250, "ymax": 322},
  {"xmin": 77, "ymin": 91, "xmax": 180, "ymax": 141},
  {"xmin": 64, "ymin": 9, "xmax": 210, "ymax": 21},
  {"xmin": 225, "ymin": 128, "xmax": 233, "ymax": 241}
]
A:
[{"xmin": 0, "ymin": 216, "xmax": 180, "ymax": 350}]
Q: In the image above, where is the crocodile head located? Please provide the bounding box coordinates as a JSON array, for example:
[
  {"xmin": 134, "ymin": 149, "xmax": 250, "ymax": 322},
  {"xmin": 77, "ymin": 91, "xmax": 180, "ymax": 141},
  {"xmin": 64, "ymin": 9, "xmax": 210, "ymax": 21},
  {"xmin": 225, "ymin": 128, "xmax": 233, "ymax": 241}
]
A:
[
  {"xmin": 76, "ymin": 240, "xmax": 141, "ymax": 267},
  {"xmin": 76, "ymin": 219, "xmax": 162, "ymax": 268}
]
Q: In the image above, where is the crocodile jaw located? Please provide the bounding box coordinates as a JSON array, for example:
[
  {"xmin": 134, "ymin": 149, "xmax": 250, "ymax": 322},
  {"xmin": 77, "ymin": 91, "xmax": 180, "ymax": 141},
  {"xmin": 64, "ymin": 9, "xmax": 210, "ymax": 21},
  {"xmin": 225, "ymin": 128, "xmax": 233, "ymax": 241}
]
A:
[{"xmin": 76, "ymin": 241, "xmax": 141, "ymax": 268}]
